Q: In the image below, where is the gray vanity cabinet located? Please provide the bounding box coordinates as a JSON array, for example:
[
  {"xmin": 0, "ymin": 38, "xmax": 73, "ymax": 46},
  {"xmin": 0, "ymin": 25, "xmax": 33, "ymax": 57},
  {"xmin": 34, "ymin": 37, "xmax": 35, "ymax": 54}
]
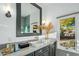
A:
[
  {"xmin": 25, "ymin": 42, "xmax": 56, "ymax": 56},
  {"xmin": 26, "ymin": 45, "xmax": 50, "ymax": 56},
  {"xmin": 35, "ymin": 46, "xmax": 50, "ymax": 56},
  {"xmin": 26, "ymin": 52, "xmax": 34, "ymax": 56}
]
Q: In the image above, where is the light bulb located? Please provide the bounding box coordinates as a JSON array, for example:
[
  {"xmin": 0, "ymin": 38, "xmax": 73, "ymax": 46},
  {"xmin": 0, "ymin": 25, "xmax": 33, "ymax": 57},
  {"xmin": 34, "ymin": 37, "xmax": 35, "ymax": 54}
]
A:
[{"xmin": 42, "ymin": 19, "xmax": 50, "ymax": 26}]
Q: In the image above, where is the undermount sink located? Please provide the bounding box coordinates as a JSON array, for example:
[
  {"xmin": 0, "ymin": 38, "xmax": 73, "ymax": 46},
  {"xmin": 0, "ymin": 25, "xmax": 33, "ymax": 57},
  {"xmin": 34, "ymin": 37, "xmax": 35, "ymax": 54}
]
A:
[
  {"xmin": 29, "ymin": 39, "xmax": 53, "ymax": 48},
  {"xmin": 29, "ymin": 41, "xmax": 44, "ymax": 47}
]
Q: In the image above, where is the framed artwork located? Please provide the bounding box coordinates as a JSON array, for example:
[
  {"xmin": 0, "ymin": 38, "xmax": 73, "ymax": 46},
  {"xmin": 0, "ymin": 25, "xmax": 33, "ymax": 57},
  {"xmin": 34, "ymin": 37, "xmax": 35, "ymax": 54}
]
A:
[{"xmin": 59, "ymin": 17, "xmax": 75, "ymax": 49}]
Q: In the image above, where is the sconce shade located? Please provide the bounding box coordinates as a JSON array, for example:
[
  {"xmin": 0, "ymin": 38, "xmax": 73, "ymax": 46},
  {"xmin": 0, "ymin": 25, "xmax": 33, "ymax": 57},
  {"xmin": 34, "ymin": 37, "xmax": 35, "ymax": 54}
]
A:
[{"xmin": 5, "ymin": 11, "xmax": 11, "ymax": 17}]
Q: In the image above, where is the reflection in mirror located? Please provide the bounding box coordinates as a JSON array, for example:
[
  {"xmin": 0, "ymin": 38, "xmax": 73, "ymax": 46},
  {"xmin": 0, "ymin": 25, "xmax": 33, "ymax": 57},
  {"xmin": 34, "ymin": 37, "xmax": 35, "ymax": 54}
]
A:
[
  {"xmin": 21, "ymin": 3, "xmax": 40, "ymax": 34},
  {"xmin": 21, "ymin": 15, "xmax": 30, "ymax": 33},
  {"xmin": 16, "ymin": 3, "xmax": 42, "ymax": 37}
]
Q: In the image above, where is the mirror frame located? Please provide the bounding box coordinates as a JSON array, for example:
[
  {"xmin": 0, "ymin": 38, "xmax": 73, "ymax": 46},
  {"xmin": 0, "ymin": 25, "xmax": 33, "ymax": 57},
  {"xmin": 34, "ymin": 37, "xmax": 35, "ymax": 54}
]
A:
[{"xmin": 16, "ymin": 3, "xmax": 42, "ymax": 37}]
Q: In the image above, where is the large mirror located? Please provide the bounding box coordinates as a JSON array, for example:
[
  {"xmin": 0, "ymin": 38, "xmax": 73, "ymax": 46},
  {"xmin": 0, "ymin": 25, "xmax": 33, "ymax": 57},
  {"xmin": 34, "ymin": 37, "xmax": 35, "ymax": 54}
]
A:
[{"xmin": 16, "ymin": 3, "xmax": 42, "ymax": 37}]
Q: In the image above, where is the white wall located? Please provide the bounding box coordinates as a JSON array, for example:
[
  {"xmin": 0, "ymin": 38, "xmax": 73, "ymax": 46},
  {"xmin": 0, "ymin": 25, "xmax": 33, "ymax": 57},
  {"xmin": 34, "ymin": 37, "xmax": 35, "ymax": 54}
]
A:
[{"xmin": 0, "ymin": 3, "xmax": 79, "ymax": 44}]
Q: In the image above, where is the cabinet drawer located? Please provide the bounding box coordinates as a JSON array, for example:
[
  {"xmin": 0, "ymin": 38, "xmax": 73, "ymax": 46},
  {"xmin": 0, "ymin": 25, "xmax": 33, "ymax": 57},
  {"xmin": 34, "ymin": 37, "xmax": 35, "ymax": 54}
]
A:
[
  {"xmin": 26, "ymin": 52, "xmax": 34, "ymax": 56},
  {"xmin": 35, "ymin": 51, "xmax": 49, "ymax": 56},
  {"xmin": 43, "ymin": 51, "xmax": 49, "ymax": 56},
  {"xmin": 42, "ymin": 46, "xmax": 49, "ymax": 52},
  {"xmin": 35, "ymin": 46, "xmax": 49, "ymax": 55}
]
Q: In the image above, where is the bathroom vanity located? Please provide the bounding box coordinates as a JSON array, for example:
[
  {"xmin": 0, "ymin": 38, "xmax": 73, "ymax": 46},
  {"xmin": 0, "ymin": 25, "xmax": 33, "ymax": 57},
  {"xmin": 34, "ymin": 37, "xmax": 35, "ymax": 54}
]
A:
[{"xmin": 4, "ymin": 40, "xmax": 56, "ymax": 56}]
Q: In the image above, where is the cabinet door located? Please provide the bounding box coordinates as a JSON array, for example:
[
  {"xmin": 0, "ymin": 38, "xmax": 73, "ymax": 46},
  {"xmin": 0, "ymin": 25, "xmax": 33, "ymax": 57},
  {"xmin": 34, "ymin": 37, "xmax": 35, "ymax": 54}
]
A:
[
  {"xmin": 43, "ymin": 51, "xmax": 49, "ymax": 56},
  {"xmin": 35, "ymin": 46, "xmax": 50, "ymax": 56},
  {"xmin": 35, "ymin": 51, "xmax": 49, "ymax": 56},
  {"xmin": 26, "ymin": 52, "xmax": 34, "ymax": 56}
]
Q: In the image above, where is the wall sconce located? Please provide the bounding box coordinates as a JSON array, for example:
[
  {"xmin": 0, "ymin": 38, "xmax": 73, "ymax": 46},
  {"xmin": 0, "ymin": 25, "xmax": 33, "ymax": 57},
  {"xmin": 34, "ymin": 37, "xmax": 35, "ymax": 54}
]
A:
[
  {"xmin": 3, "ymin": 4, "xmax": 12, "ymax": 18},
  {"xmin": 5, "ymin": 11, "xmax": 11, "ymax": 17}
]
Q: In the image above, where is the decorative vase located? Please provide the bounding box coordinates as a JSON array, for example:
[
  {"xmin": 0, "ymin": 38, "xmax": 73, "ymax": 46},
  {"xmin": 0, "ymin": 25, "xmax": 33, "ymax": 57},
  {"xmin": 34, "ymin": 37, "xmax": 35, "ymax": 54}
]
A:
[{"xmin": 45, "ymin": 32, "xmax": 49, "ymax": 40}]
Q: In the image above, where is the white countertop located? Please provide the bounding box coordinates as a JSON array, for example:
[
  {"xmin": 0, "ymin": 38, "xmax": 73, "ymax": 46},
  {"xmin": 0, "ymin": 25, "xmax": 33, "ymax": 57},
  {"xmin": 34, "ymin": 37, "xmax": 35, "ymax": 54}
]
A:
[{"xmin": 5, "ymin": 39, "xmax": 56, "ymax": 56}]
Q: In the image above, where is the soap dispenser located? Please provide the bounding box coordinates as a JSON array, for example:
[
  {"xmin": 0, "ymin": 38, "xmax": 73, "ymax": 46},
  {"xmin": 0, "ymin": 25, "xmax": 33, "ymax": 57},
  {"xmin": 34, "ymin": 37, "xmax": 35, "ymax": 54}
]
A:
[
  {"xmin": 14, "ymin": 43, "xmax": 20, "ymax": 52},
  {"xmin": 6, "ymin": 38, "xmax": 15, "ymax": 53}
]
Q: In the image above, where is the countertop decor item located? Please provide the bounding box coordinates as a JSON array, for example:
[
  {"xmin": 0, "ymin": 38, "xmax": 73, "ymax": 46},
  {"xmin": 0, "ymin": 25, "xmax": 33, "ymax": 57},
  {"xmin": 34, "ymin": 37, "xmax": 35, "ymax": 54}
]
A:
[
  {"xmin": 1, "ymin": 48, "xmax": 11, "ymax": 55},
  {"xmin": 1, "ymin": 43, "xmax": 15, "ymax": 55},
  {"xmin": 18, "ymin": 43, "xmax": 29, "ymax": 49},
  {"xmin": 37, "ymin": 22, "xmax": 53, "ymax": 39}
]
